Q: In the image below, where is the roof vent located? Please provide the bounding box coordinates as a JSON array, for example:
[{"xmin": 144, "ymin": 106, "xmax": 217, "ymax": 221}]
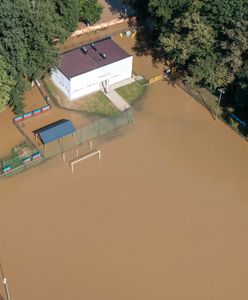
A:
[
  {"xmin": 91, "ymin": 43, "xmax": 97, "ymax": 51},
  {"xmin": 81, "ymin": 47, "xmax": 87, "ymax": 54},
  {"xmin": 100, "ymin": 52, "xmax": 107, "ymax": 59}
]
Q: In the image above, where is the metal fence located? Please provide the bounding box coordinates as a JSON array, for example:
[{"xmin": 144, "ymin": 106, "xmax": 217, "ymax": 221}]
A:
[
  {"xmin": 177, "ymin": 80, "xmax": 248, "ymax": 141},
  {"xmin": 39, "ymin": 108, "xmax": 133, "ymax": 159},
  {"xmin": 0, "ymin": 149, "xmax": 43, "ymax": 177},
  {"xmin": 0, "ymin": 108, "xmax": 134, "ymax": 177}
]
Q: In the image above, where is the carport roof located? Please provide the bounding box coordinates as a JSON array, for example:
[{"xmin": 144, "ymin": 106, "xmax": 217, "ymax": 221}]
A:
[
  {"xmin": 58, "ymin": 37, "xmax": 131, "ymax": 79},
  {"xmin": 34, "ymin": 119, "xmax": 76, "ymax": 144}
]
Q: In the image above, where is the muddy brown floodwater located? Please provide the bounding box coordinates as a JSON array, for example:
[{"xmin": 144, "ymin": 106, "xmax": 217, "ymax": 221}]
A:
[
  {"xmin": 113, "ymin": 35, "xmax": 165, "ymax": 79},
  {"xmin": 0, "ymin": 108, "xmax": 25, "ymax": 158},
  {"xmin": 0, "ymin": 80, "xmax": 248, "ymax": 300},
  {"xmin": 0, "ymin": 86, "xmax": 48, "ymax": 158}
]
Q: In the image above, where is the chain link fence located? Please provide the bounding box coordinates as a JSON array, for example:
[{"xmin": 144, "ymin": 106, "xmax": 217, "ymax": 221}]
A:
[
  {"xmin": 177, "ymin": 80, "xmax": 248, "ymax": 141},
  {"xmin": 0, "ymin": 145, "xmax": 43, "ymax": 178},
  {"xmin": 39, "ymin": 108, "xmax": 133, "ymax": 159},
  {"xmin": 0, "ymin": 108, "xmax": 133, "ymax": 177}
]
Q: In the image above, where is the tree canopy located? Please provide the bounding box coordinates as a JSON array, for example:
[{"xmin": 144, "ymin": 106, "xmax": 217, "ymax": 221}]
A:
[
  {"xmin": 0, "ymin": 55, "xmax": 15, "ymax": 112},
  {"xmin": 127, "ymin": 0, "xmax": 248, "ymax": 128},
  {"xmin": 78, "ymin": 0, "xmax": 103, "ymax": 25},
  {"xmin": 55, "ymin": 0, "xmax": 80, "ymax": 36},
  {"xmin": 0, "ymin": 0, "xmax": 103, "ymax": 113}
]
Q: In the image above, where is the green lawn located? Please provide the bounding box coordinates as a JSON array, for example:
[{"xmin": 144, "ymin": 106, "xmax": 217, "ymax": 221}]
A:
[
  {"xmin": 116, "ymin": 81, "xmax": 147, "ymax": 105},
  {"xmin": 76, "ymin": 91, "xmax": 119, "ymax": 117},
  {"xmin": 42, "ymin": 77, "xmax": 118, "ymax": 117}
]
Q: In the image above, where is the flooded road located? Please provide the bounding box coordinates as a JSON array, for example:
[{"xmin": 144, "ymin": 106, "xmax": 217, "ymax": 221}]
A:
[{"xmin": 0, "ymin": 80, "xmax": 248, "ymax": 300}]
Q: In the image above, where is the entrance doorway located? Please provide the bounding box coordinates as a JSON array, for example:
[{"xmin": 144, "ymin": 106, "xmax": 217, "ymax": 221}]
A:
[{"xmin": 101, "ymin": 79, "xmax": 109, "ymax": 93}]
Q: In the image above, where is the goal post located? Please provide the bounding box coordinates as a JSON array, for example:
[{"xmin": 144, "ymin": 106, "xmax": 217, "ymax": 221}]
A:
[{"xmin": 69, "ymin": 149, "xmax": 101, "ymax": 173}]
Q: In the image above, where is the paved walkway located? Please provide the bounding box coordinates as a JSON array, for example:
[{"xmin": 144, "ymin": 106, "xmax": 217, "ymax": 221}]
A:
[
  {"xmin": 102, "ymin": 78, "xmax": 135, "ymax": 111},
  {"xmin": 111, "ymin": 77, "xmax": 135, "ymax": 89}
]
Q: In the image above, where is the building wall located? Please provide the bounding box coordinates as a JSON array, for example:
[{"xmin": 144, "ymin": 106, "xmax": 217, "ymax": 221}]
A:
[
  {"xmin": 70, "ymin": 56, "xmax": 133, "ymax": 100},
  {"xmin": 51, "ymin": 69, "xmax": 71, "ymax": 98}
]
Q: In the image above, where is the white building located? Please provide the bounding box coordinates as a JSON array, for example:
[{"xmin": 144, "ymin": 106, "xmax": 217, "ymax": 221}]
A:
[{"xmin": 51, "ymin": 37, "xmax": 133, "ymax": 100}]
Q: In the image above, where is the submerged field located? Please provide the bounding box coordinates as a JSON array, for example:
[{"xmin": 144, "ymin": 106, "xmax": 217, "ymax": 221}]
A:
[
  {"xmin": 0, "ymin": 79, "xmax": 248, "ymax": 300},
  {"xmin": 0, "ymin": 11, "xmax": 248, "ymax": 300}
]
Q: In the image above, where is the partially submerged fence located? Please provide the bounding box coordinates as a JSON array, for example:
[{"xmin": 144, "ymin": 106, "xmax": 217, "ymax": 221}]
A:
[
  {"xmin": 38, "ymin": 108, "xmax": 134, "ymax": 159},
  {"xmin": 0, "ymin": 108, "xmax": 133, "ymax": 177},
  {"xmin": 177, "ymin": 80, "xmax": 248, "ymax": 140},
  {"xmin": 149, "ymin": 74, "xmax": 163, "ymax": 84},
  {"xmin": 0, "ymin": 150, "xmax": 42, "ymax": 177}
]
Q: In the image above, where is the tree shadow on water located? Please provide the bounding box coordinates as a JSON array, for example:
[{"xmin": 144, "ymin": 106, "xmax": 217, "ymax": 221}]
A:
[
  {"xmin": 221, "ymin": 104, "xmax": 248, "ymax": 138},
  {"xmin": 103, "ymin": 0, "xmax": 133, "ymax": 16},
  {"xmin": 131, "ymin": 27, "xmax": 151, "ymax": 56},
  {"xmin": 129, "ymin": 18, "xmax": 168, "ymax": 72}
]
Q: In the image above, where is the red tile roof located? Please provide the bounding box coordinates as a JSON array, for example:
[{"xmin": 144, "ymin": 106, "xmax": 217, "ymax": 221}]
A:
[{"xmin": 58, "ymin": 37, "xmax": 131, "ymax": 79}]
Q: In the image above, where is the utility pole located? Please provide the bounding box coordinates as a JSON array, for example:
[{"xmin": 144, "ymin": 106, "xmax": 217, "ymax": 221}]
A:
[
  {"xmin": 124, "ymin": 8, "xmax": 127, "ymax": 18},
  {"xmin": 3, "ymin": 278, "xmax": 11, "ymax": 300},
  {"xmin": 0, "ymin": 263, "xmax": 11, "ymax": 300},
  {"xmin": 215, "ymin": 88, "xmax": 225, "ymax": 120}
]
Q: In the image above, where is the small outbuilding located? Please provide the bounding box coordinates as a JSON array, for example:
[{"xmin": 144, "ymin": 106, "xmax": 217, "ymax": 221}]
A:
[
  {"xmin": 34, "ymin": 119, "xmax": 76, "ymax": 145},
  {"xmin": 51, "ymin": 37, "xmax": 133, "ymax": 100}
]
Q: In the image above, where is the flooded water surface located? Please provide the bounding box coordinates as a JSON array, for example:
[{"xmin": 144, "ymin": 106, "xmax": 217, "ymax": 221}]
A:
[{"xmin": 0, "ymin": 80, "xmax": 248, "ymax": 300}]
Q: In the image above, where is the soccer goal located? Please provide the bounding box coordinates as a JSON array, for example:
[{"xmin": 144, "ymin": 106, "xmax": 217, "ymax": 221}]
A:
[{"xmin": 69, "ymin": 149, "xmax": 101, "ymax": 173}]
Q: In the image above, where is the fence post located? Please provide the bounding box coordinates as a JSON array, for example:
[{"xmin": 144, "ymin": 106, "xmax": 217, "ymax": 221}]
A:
[
  {"xmin": 126, "ymin": 108, "xmax": 132, "ymax": 123},
  {"xmin": 97, "ymin": 120, "xmax": 100, "ymax": 136},
  {"xmin": 79, "ymin": 129, "xmax": 82, "ymax": 144},
  {"xmin": 110, "ymin": 114, "xmax": 118, "ymax": 129}
]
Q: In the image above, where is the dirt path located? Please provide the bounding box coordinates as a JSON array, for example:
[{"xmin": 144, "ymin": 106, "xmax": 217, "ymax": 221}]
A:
[{"xmin": 0, "ymin": 79, "xmax": 248, "ymax": 300}]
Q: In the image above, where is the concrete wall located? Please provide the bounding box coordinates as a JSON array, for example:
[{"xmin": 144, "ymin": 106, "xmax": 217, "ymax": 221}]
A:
[
  {"xmin": 52, "ymin": 56, "xmax": 133, "ymax": 100},
  {"xmin": 51, "ymin": 69, "xmax": 71, "ymax": 98},
  {"xmin": 70, "ymin": 56, "xmax": 132, "ymax": 100}
]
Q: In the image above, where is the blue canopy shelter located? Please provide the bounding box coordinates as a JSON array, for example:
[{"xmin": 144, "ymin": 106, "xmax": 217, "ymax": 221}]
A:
[{"xmin": 34, "ymin": 119, "xmax": 76, "ymax": 145}]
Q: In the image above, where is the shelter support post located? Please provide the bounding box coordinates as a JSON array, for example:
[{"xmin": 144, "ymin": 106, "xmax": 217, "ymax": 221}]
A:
[{"xmin": 88, "ymin": 140, "xmax": 93, "ymax": 151}]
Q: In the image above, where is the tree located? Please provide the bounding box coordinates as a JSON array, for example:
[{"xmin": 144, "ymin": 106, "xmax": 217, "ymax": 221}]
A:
[
  {"xmin": 201, "ymin": 0, "xmax": 248, "ymax": 31},
  {"xmin": 0, "ymin": 0, "xmax": 65, "ymax": 113},
  {"xmin": 55, "ymin": 0, "xmax": 79, "ymax": 35},
  {"xmin": 78, "ymin": 0, "xmax": 103, "ymax": 25},
  {"xmin": 219, "ymin": 21, "xmax": 248, "ymax": 82},
  {"xmin": 161, "ymin": 10, "xmax": 214, "ymax": 64},
  {"xmin": 9, "ymin": 76, "xmax": 30, "ymax": 115},
  {"xmin": 0, "ymin": 0, "xmax": 28, "ymax": 76},
  {"xmin": 127, "ymin": 0, "xmax": 248, "ymax": 133},
  {"xmin": 0, "ymin": 55, "xmax": 15, "ymax": 112},
  {"xmin": 24, "ymin": 0, "xmax": 64, "ymax": 80},
  {"xmin": 148, "ymin": 0, "xmax": 191, "ymax": 27},
  {"xmin": 126, "ymin": 0, "xmax": 149, "ymax": 19},
  {"xmin": 160, "ymin": 1, "xmax": 217, "ymax": 86},
  {"xmin": 229, "ymin": 58, "xmax": 248, "ymax": 109}
]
